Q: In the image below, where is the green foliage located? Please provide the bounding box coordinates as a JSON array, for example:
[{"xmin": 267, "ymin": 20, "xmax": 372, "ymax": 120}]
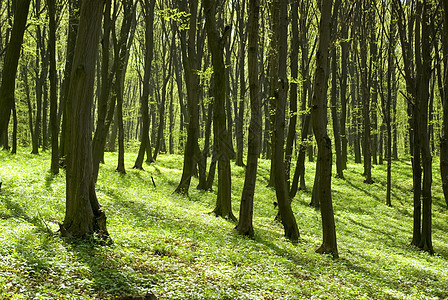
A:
[{"xmin": 1, "ymin": 149, "xmax": 448, "ymax": 299}]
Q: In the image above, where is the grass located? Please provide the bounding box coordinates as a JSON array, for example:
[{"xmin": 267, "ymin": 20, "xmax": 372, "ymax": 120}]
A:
[{"xmin": 0, "ymin": 148, "xmax": 448, "ymax": 299}]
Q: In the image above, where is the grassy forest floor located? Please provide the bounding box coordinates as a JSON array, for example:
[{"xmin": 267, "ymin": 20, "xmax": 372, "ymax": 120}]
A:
[{"xmin": 0, "ymin": 149, "xmax": 448, "ymax": 299}]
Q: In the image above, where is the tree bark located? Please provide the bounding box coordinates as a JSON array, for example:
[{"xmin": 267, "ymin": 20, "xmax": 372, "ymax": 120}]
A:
[
  {"xmin": 61, "ymin": 0, "xmax": 109, "ymax": 240},
  {"xmin": 204, "ymin": 0, "xmax": 236, "ymax": 222},
  {"xmin": 92, "ymin": 0, "xmax": 115, "ymax": 180},
  {"xmin": 311, "ymin": 0, "xmax": 338, "ymax": 258},
  {"xmin": 285, "ymin": 0, "xmax": 299, "ymax": 188},
  {"xmin": 271, "ymin": 0, "xmax": 299, "ymax": 243},
  {"xmin": 236, "ymin": 0, "xmax": 260, "ymax": 238},
  {"xmin": 330, "ymin": 0, "xmax": 343, "ymax": 179},
  {"xmin": 440, "ymin": 0, "xmax": 448, "ymax": 208},
  {"xmin": 0, "ymin": 0, "xmax": 31, "ymax": 145},
  {"xmin": 59, "ymin": 0, "xmax": 80, "ymax": 161},
  {"xmin": 174, "ymin": 0, "xmax": 201, "ymax": 195},
  {"xmin": 48, "ymin": 0, "xmax": 59, "ymax": 174}
]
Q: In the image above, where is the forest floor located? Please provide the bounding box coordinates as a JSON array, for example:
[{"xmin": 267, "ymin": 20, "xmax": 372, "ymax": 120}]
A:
[{"xmin": 0, "ymin": 149, "xmax": 448, "ymax": 299}]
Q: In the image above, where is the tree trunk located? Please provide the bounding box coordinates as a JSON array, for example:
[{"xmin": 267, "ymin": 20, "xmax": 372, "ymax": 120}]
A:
[
  {"xmin": 204, "ymin": 0, "xmax": 236, "ymax": 222},
  {"xmin": 339, "ymin": 4, "xmax": 349, "ymax": 170},
  {"xmin": 92, "ymin": 0, "xmax": 115, "ymax": 179},
  {"xmin": 62, "ymin": 0, "xmax": 109, "ymax": 240},
  {"xmin": 132, "ymin": 9, "xmax": 156, "ymax": 168},
  {"xmin": 285, "ymin": 0, "xmax": 299, "ymax": 187},
  {"xmin": 440, "ymin": 0, "xmax": 448, "ymax": 208},
  {"xmin": 48, "ymin": 0, "xmax": 59, "ymax": 174},
  {"xmin": 113, "ymin": 0, "xmax": 136, "ymax": 174},
  {"xmin": 59, "ymin": 0, "xmax": 80, "ymax": 161},
  {"xmin": 174, "ymin": 0, "xmax": 201, "ymax": 195},
  {"xmin": 271, "ymin": 0, "xmax": 299, "ymax": 243},
  {"xmin": 236, "ymin": 0, "xmax": 260, "ymax": 238},
  {"xmin": 417, "ymin": 0, "xmax": 433, "ymax": 253},
  {"xmin": 360, "ymin": 1, "xmax": 373, "ymax": 184},
  {"xmin": 0, "ymin": 0, "xmax": 30, "ymax": 146},
  {"xmin": 235, "ymin": 0, "xmax": 246, "ymax": 167},
  {"xmin": 330, "ymin": 0, "xmax": 343, "ymax": 179},
  {"xmin": 311, "ymin": 0, "xmax": 338, "ymax": 258}
]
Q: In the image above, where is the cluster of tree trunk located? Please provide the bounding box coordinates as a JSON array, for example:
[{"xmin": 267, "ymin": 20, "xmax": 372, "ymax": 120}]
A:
[{"xmin": 0, "ymin": 0, "xmax": 445, "ymax": 256}]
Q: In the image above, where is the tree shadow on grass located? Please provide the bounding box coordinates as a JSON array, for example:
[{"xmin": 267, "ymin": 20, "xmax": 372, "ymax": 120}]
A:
[
  {"xmin": 0, "ymin": 189, "xmax": 50, "ymax": 232},
  {"xmin": 44, "ymin": 172, "xmax": 59, "ymax": 191},
  {"xmin": 60, "ymin": 240, "xmax": 157, "ymax": 298}
]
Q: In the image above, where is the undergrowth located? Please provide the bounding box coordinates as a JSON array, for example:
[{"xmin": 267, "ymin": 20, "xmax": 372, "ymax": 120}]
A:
[{"xmin": 0, "ymin": 149, "xmax": 447, "ymax": 299}]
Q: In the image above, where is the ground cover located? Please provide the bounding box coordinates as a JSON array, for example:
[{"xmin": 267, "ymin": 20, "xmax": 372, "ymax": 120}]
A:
[{"xmin": 0, "ymin": 149, "xmax": 447, "ymax": 299}]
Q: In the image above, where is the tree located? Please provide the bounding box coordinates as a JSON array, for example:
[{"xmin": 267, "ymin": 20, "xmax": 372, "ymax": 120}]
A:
[
  {"xmin": 133, "ymin": 0, "xmax": 156, "ymax": 170},
  {"xmin": 174, "ymin": 0, "xmax": 201, "ymax": 195},
  {"xmin": 235, "ymin": 0, "xmax": 246, "ymax": 167},
  {"xmin": 236, "ymin": 0, "xmax": 260, "ymax": 237},
  {"xmin": 61, "ymin": 0, "xmax": 109, "ymax": 239},
  {"xmin": 271, "ymin": 0, "xmax": 299, "ymax": 243},
  {"xmin": 48, "ymin": 0, "xmax": 59, "ymax": 174},
  {"xmin": 395, "ymin": 0, "xmax": 433, "ymax": 253},
  {"xmin": 113, "ymin": 0, "xmax": 137, "ymax": 174},
  {"xmin": 204, "ymin": 0, "xmax": 236, "ymax": 221},
  {"xmin": 440, "ymin": 0, "xmax": 448, "ymax": 209},
  {"xmin": 0, "ymin": 0, "xmax": 31, "ymax": 146},
  {"xmin": 311, "ymin": 0, "xmax": 338, "ymax": 257}
]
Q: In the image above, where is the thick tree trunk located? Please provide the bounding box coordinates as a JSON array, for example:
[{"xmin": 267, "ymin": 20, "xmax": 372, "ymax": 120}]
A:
[
  {"xmin": 311, "ymin": 0, "xmax": 338, "ymax": 258},
  {"xmin": 62, "ymin": 0, "xmax": 109, "ymax": 240},
  {"xmin": 0, "ymin": 0, "xmax": 30, "ymax": 146},
  {"xmin": 236, "ymin": 0, "xmax": 260, "ymax": 237}
]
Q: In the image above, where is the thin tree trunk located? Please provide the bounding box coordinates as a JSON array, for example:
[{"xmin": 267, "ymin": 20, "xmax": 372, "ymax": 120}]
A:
[
  {"xmin": 204, "ymin": 0, "xmax": 236, "ymax": 221},
  {"xmin": 236, "ymin": 0, "xmax": 260, "ymax": 237},
  {"xmin": 235, "ymin": 0, "xmax": 246, "ymax": 167},
  {"xmin": 330, "ymin": 0, "xmax": 343, "ymax": 179},
  {"xmin": 59, "ymin": 0, "xmax": 79, "ymax": 161},
  {"xmin": 175, "ymin": 0, "xmax": 201, "ymax": 195},
  {"xmin": 311, "ymin": 0, "xmax": 338, "ymax": 258},
  {"xmin": 92, "ymin": 0, "xmax": 115, "ymax": 180},
  {"xmin": 285, "ymin": 0, "xmax": 299, "ymax": 187},
  {"xmin": 48, "ymin": 0, "xmax": 59, "ymax": 174},
  {"xmin": 271, "ymin": 0, "xmax": 299, "ymax": 243}
]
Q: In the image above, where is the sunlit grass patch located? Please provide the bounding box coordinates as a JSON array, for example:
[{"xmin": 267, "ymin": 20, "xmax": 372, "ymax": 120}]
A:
[{"xmin": 1, "ymin": 149, "xmax": 448, "ymax": 299}]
